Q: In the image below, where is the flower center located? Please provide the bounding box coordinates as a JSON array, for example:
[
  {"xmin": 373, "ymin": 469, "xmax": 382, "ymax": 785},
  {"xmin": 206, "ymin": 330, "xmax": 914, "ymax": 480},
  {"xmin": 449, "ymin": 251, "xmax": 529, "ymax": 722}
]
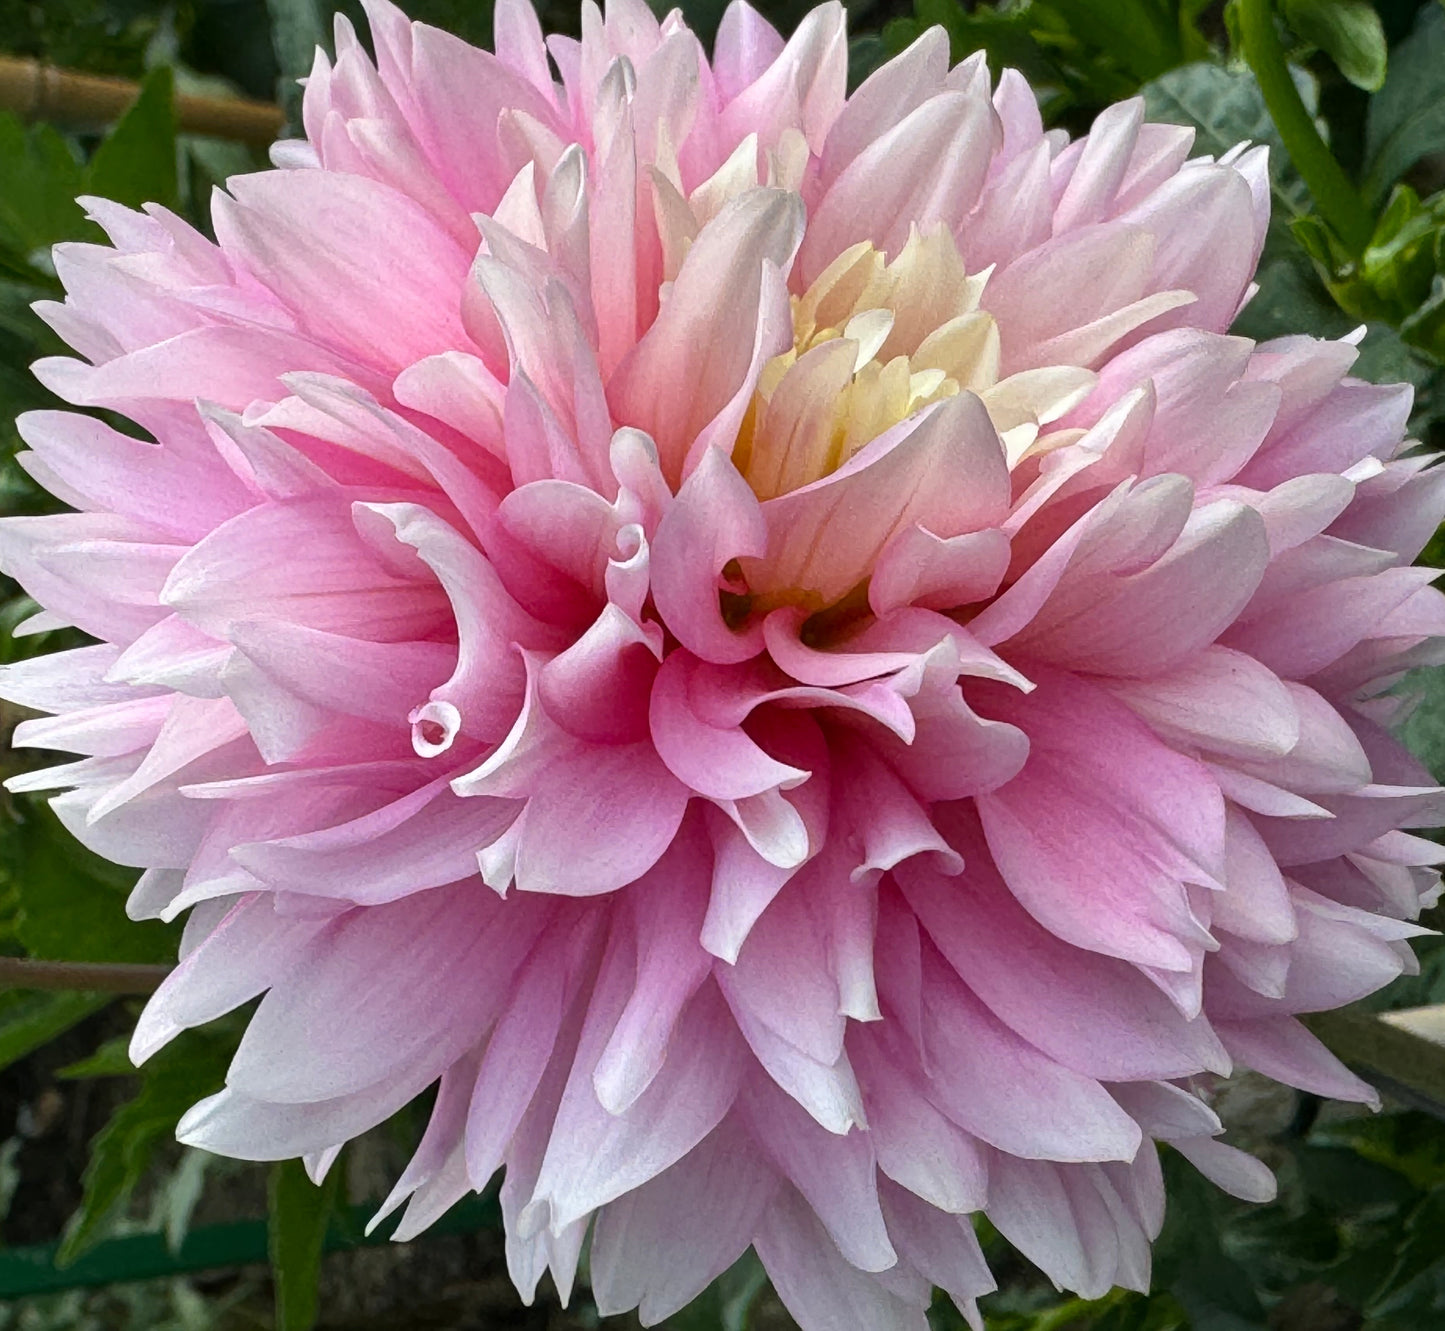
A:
[{"xmin": 732, "ymin": 226, "xmax": 1000, "ymax": 500}]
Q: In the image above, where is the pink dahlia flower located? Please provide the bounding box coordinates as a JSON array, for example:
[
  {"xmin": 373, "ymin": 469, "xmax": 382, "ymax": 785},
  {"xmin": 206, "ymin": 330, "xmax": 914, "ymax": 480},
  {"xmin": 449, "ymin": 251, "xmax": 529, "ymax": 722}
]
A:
[{"xmin": 4, "ymin": 0, "xmax": 1445, "ymax": 1322}]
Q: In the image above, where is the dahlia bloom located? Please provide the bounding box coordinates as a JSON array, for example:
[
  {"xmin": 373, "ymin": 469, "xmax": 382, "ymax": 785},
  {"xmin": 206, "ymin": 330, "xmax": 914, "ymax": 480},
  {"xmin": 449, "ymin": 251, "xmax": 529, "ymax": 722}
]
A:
[{"xmin": 4, "ymin": 0, "xmax": 1445, "ymax": 1322}]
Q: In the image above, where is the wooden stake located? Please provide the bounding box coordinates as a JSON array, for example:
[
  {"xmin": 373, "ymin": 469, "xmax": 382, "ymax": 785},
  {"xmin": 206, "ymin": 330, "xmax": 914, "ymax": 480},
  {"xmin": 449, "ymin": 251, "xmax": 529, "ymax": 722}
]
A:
[
  {"xmin": 0, "ymin": 55, "xmax": 284, "ymax": 146},
  {"xmin": 0, "ymin": 955, "xmax": 169, "ymax": 994}
]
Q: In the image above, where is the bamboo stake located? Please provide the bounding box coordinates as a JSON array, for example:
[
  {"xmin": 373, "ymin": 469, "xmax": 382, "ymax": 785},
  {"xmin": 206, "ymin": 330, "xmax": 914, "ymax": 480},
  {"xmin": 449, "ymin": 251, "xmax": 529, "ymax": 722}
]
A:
[
  {"xmin": 0, "ymin": 955, "xmax": 169, "ymax": 994},
  {"xmin": 0, "ymin": 55, "xmax": 284, "ymax": 146}
]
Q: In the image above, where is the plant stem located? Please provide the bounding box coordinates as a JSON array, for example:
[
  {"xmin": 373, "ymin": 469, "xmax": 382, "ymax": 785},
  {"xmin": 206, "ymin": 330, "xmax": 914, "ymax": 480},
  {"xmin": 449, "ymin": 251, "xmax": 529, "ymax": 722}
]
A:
[
  {"xmin": 1236, "ymin": 0, "xmax": 1374, "ymax": 255},
  {"xmin": 0, "ymin": 955, "xmax": 169, "ymax": 994}
]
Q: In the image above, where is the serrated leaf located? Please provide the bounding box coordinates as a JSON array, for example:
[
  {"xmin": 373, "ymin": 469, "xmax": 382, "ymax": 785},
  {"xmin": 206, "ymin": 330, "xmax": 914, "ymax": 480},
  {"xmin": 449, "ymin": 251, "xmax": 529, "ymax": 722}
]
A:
[
  {"xmin": 57, "ymin": 1025, "xmax": 233, "ymax": 1264},
  {"xmin": 1282, "ymin": 0, "xmax": 1387, "ymax": 91},
  {"xmin": 270, "ymin": 1154, "xmax": 344, "ymax": 1331},
  {"xmin": 0, "ymin": 987, "xmax": 109, "ymax": 1073},
  {"xmin": 85, "ymin": 65, "xmax": 179, "ymax": 212},
  {"xmin": 1364, "ymin": 2, "xmax": 1445, "ymax": 204}
]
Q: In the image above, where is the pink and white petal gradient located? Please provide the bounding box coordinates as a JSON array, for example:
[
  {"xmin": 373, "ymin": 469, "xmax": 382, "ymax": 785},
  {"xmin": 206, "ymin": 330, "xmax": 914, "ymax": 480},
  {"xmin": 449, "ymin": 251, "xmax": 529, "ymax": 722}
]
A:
[{"xmin": 5, "ymin": 1, "xmax": 1445, "ymax": 1324}]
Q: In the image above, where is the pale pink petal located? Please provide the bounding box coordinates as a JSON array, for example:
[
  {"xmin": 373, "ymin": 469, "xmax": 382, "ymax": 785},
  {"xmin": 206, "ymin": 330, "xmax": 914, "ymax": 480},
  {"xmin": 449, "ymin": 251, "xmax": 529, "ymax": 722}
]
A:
[
  {"xmin": 591, "ymin": 1115, "xmax": 778, "ymax": 1324},
  {"xmin": 801, "ymin": 87, "xmax": 999, "ymax": 282},
  {"xmin": 649, "ymin": 445, "xmax": 767, "ymax": 663},
  {"xmin": 532, "ymin": 971, "xmax": 746, "ymax": 1229},
  {"xmin": 754, "ymin": 1186, "xmax": 929, "ymax": 1331},
  {"xmin": 213, "ymin": 170, "xmax": 475, "ymax": 372},
  {"xmin": 900, "ymin": 819, "xmax": 1231, "ymax": 1080},
  {"xmin": 746, "ymin": 393, "xmax": 1010, "ymax": 607},
  {"xmin": 879, "ymin": 1178, "xmax": 996, "ymax": 1312},
  {"xmin": 975, "ymin": 669, "xmax": 1225, "ymax": 973},
  {"xmin": 712, "ymin": 1, "xmax": 785, "ymax": 101},
  {"xmin": 817, "ymin": 28, "xmax": 949, "ymax": 187},
  {"xmin": 851, "ymin": 1023, "xmax": 989, "ymax": 1214},
  {"xmin": 741, "ymin": 1074, "xmax": 896, "ymax": 1272},
  {"xmin": 609, "ymin": 189, "xmax": 803, "ymax": 482},
  {"xmin": 920, "ymin": 952, "xmax": 1143, "ymax": 1163}
]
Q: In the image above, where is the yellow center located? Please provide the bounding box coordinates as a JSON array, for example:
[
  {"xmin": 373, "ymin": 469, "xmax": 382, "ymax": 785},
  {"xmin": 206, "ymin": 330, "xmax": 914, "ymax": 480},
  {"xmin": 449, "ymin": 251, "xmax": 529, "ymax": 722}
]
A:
[{"xmin": 732, "ymin": 225, "xmax": 1000, "ymax": 500}]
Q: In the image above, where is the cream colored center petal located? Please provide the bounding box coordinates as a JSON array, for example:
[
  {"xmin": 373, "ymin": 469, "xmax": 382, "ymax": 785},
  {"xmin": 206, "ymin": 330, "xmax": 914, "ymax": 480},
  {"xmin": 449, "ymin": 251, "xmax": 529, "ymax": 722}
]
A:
[{"xmin": 728, "ymin": 223, "xmax": 1098, "ymax": 500}]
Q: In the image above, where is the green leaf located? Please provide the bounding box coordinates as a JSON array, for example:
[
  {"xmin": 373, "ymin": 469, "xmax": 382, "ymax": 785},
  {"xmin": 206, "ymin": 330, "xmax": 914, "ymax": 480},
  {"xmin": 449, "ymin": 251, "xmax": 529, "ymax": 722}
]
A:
[
  {"xmin": 848, "ymin": 33, "xmax": 890, "ymax": 91},
  {"xmin": 1400, "ymin": 269, "xmax": 1445, "ymax": 360},
  {"xmin": 57, "ymin": 1024, "xmax": 233, "ymax": 1264},
  {"xmin": 1043, "ymin": 0, "xmax": 1195, "ymax": 83},
  {"xmin": 269, "ymin": 1154, "xmax": 344, "ymax": 1331},
  {"xmin": 1281, "ymin": 180, "xmax": 1445, "ymax": 376},
  {"xmin": 0, "ymin": 797, "xmax": 176, "ymax": 965},
  {"xmin": 1365, "ymin": 1186, "xmax": 1445, "ymax": 1317},
  {"xmin": 1364, "ymin": 1, "xmax": 1445, "ymax": 204},
  {"xmin": 58, "ymin": 1033, "xmax": 139, "ymax": 1079},
  {"xmin": 0, "ymin": 987, "xmax": 110, "ymax": 1074},
  {"xmin": 0, "ymin": 113, "xmax": 88, "ymax": 265},
  {"xmin": 85, "ymin": 64, "xmax": 179, "ymax": 213},
  {"xmin": 1360, "ymin": 185, "xmax": 1442, "ymax": 309},
  {"xmin": 1153, "ymin": 1154, "xmax": 1268, "ymax": 1329},
  {"xmin": 887, "ymin": 0, "xmax": 1051, "ymax": 83},
  {"xmin": 1294, "ymin": 1143, "xmax": 1417, "ymax": 1211},
  {"xmin": 1281, "ymin": 0, "xmax": 1387, "ymax": 91},
  {"xmin": 717, "ymin": 1250, "xmax": 770, "ymax": 1331}
]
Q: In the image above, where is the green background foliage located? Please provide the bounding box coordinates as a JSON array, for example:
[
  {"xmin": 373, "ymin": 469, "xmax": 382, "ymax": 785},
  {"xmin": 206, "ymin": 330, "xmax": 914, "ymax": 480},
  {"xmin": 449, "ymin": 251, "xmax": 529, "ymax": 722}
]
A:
[{"xmin": 3, "ymin": 1, "xmax": 1445, "ymax": 1329}]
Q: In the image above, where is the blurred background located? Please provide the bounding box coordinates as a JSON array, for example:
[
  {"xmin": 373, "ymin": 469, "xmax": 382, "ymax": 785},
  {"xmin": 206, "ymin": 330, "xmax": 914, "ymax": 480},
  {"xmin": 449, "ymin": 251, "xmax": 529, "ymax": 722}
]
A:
[{"xmin": 3, "ymin": 1, "xmax": 1445, "ymax": 1328}]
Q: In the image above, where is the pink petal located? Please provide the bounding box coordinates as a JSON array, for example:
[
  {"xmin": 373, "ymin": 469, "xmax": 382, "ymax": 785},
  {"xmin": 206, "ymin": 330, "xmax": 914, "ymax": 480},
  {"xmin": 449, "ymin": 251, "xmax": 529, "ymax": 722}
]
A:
[
  {"xmin": 754, "ymin": 1186, "xmax": 929, "ymax": 1331},
  {"xmin": 920, "ymin": 952, "xmax": 1144, "ymax": 1163},
  {"xmin": 609, "ymin": 189, "xmax": 803, "ymax": 483},
  {"xmin": 975, "ymin": 668, "xmax": 1225, "ymax": 973},
  {"xmin": 591, "ymin": 1116, "xmax": 779, "ymax": 1324},
  {"xmin": 650, "ymin": 445, "xmax": 768, "ymax": 663},
  {"xmin": 747, "ymin": 392, "xmax": 1010, "ymax": 607},
  {"xmin": 213, "ymin": 170, "xmax": 474, "ymax": 372},
  {"xmin": 900, "ymin": 818, "xmax": 1230, "ymax": 1080}
]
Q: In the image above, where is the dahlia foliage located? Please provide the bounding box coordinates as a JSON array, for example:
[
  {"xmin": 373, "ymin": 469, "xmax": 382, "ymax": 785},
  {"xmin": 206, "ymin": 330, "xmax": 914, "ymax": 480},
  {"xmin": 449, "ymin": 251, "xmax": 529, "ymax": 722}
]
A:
[{"xmin": 4, "ymin": 0, "xmax": 1445, "ymax": 1323}]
